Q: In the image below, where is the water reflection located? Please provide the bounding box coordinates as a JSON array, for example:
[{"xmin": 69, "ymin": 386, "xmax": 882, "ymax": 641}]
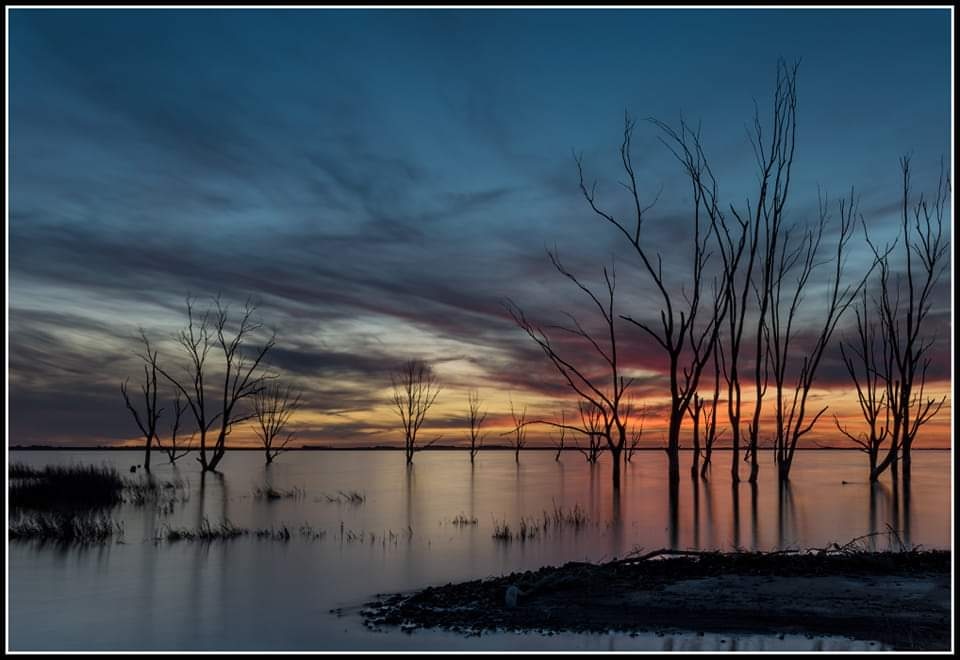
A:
[
  {"xmin": 776, "ymin": 481, "xmax": 795, "ymax": 549},
  {"xmin": 8, "ymin": 449, "xmax": 947, "ymax": 651},
  {"xmin": 667, "ymin": 474, "xmax": 679, "ymax": 549},
  {"xmin": 701, "ymin": 475, "xmax": 716, "ymax": 548},
  {"xmin": 691, "ymin": 476, "xmax": 700, "ymax": 549},
  {"xmin": 730, "ymin": 481, "xmax": 741, "ymax": 549},
  {"xmin": 864, "ymin": 475, "xmax": 913, "ymax": 551}
]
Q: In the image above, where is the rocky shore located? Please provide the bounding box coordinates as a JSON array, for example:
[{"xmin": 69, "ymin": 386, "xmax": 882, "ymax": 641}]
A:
[{"xmin": 361, "ymin": 548, "xmax": 951, "ymax": 651}]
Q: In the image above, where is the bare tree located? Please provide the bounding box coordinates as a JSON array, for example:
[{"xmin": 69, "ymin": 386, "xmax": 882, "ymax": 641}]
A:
[
  {"xmin": 698, "ymin": 348, "xmax": 723, "ymax": 477},
  {"xmin": 509, "ymin": 398, "xmax": 528, "ymax": 463},
  {"xmin": 467, "ymin": 390, "xmax": 486, "ymax": 464},
  {"xmin": 834, "ymin": 291, "xmax": 891, "ymax": 479},
  {"xmin": 391, "ymin": 359, "xmax": 442, "ymax": 464},
  {"xmin": 623, "ymin": 401, "xmax": 646, "ymax": 464},
  {"xmin": 253, "ymin": 382, "xmax": 302, "ymax": 465},
  {"xmin": 718, "ymin": 60, "xmax": 800, "ymax": 483},
  {"xmin": 121, "ymin": 330, "xmax": 162, "ymax": 473},
  {"xmin": 866, "ymin": 157, "xmax": 949, "ymax": 482},
  {"xmin": 576, "ymin": 114, "xmax": 729, "ymax": 484},
  {"xmin": 506, "ymin": 253, "xmax": 633, "ymax": 488},
  {"xmin": 156, "ymin": 391, "xmax": 193, "ymax": 464},
  {"xmin": 157, "ymin": 296, "xmax": 275, "ymax": 472},
  {"xmin": 767, "ymin": 190, "xmax": 873, "ymax": 482},
  {"xmin": 552, "ymin": 410, "xmax": 567, "ymax": 461},
  {"xmin": 575, "ymin": 401, "xmax": 607, "ymax": 464},
  {"xmin": 688, "ymin": 393, "xmax": 706, "ymax": 478}
]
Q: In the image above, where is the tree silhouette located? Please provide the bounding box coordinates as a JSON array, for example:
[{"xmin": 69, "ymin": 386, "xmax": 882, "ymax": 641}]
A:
[
  {"xmin": 156, "ymin": 295, "xmax": 275, "ymax": 472},
  {"xmin": 467, "ymin": 390, "xmax": 486, "ymax": 464},
  {"xmin": 253, "ymin": 382, "xmax": 302, "ymax": 465},
  {"xmin": 852, "ymin": 157, "xmax": 949, "ymax": 481},
  {"xmin": 391, "ymin": 359, "xmax": 441, "ymax": 464},
  {"xmin": 120, "ymin": 330, "xmax": 162, "ymax": 473}
]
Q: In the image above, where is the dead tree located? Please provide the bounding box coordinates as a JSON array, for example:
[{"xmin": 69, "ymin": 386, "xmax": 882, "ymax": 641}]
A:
[
  {"xmin": 688, "ymin": 393, "xmax": 706, "ymax": 478},
  {"xmin": 121, "ymin": 330, "xmax": 162, "ymax": 473},
  {"xmin": 157, "ymin": 296, "xmax": 275, "ymax": 473},
  {"xmin": 156, "ymin": 391, "xmax": 193, "ymax": 464},
  {"xmin": 623, "ymin": 401, "xmax": 646, "ymax": 464},
  {"xmin": 868, "ymin": 157, "xmax": 949, "ymax": 482},
  {"xmin": 717, "ymin": 60, "xmax": 800, "ymax": 483},
  {"xmin": 767, "ymin": 191, "xmax": 873, "ymax": 482},
  {"xmin": 467, "ymin": 390, "xmax": 486, "ymax": 463},
  {"xmin": 253, "ymin": 382, "xmax": 302, "ymax": 465},
  {"xmin": 699, "ymin": 348, "xmax": 723, "ymax": 477},
  {"xmin": 506, "ymin": 253, "xmax": 633, "ymax": 488},
  {"xmin": 835, "ymin": 291, "xmax": 891, "ymax": 479},
  {"xmin": 576, "ymin": 115, "xmax": 728, "ymax": 484},
  {"xmin": 553, "ymin": 410, "xmax": 567, "ymax": 461},
  {"xmin": 575, "ymin": 401, "xmax": 607, "ymax": 464},
  {"xmin": 391, "ymin": 359, "xmax": 441, "ymax": 464},
  {"xmin": 509, "ymin": 398, "xmax": 528, "ymax": 463}
]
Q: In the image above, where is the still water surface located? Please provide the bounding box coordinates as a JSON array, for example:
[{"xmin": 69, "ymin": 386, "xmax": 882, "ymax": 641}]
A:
[{"xmin": 8, "ymin": 449, "xmax": 950, "ymax": 651}]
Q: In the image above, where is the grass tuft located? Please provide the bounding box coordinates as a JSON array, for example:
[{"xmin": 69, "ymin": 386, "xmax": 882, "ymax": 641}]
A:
[
  {"xmin": 9, "ymin": 511, "xmax": 123, "ymax": 545},
  {"xmin": 253, "ymin": 485, "xmax": 305, "ymax": 501}
]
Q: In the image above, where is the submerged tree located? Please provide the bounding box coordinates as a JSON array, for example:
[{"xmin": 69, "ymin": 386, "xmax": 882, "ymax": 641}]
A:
[
  {"xmin": 697, "ymin": 351, "xmax": 723, "ymax": 477},
  {"xmin": 467, "ymin": 390, "xmax": 486, "ymax": 464},
  {"xmin": 507, "ymin": 254, "xmax": 633, "ymax": 488},
  {"xmin": 575, "ymin": 115, "xmax": 729, "ymax": 484},
  {"xmin": 766, "ymin": 190, "xmax": 872, "ymax": 482},
  {"xmin": 716, "ymin": 60, "xmax": 800, "ymax": 484},
  {"xmin": 509, "ymin": 398, "xmax": 528, "ymax": 463},
  {"xmin": 575, "ymin": 401, "xmax": 607, "ymax": 464},
  {"xmin": 156, "ymin": 391, "xmax": 193, "ymax": 464},
  {"xmin": 552, "ymin": 410, "xmax": 567, "ymax": 461},
  {"xmin": 623, "ymin": 400, "xmax": 646, "ymax": 464},
  {"xmin": 848, "ymin": 158, "xmax": 949, "ymax": 482},
  {"xmin": 252, "ymin": 382, "xmax": 302, "ymax": 465},
  {"xmin": 120, "ymin": 330, "xmax": 162, "ymax": 473},
  {"xmin": 157, "ymin": 296, "xmax": 276, "ymax": 473},
  {"xmin": 391, "ymin": 359, "xmax": 442, "ymax": 464},
  {"xmin": 834, "ymin": 291, "xmax": 891, "ymax": 479}
]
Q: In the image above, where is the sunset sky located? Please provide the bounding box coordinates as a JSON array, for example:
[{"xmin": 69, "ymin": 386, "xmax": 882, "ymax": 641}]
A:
[{"xmin": 8, "ymin": 8, "xmax": 952, "ymax": 449}]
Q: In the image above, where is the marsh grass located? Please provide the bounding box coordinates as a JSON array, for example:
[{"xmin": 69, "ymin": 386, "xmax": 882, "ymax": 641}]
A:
[
  {"xmin": 158, "ymin": 518, "xmax": 328, "ymax": 543},
  {"xmin": 9, "ymin": 462, "xmax": 43, "ymax": 479},
  {"xmin": 492, "ymin": 503, "xmax": 590, "ymax": 542},
  {"xmin": 160, "ymin": 518, "xmax": 248, "ymax": 542},
  {"xmin": 9, "ymin": 463, "xmax": 192, "ymax": 517},
  {"xmin": 9, "ymin": 511, "xmax": 124, "ymax": 544},
  {"xmin": 451, "ymin": 513, "xmax": 479, "ymax": 526},
  {"xmin": 252, "ymin": 485, "xmax": 305, "ymax": 501},
  {"xmin": 9, "ymin": 463, "xmax": 125, "ymax": 511},
  {"xmin": 319, "ymin": 490, "xmax": 366, "ymax": 504},
  {"xmin": 338, "ymin": 523, "xmax": 413, "ymax": 546},
  {"xmin": 124, "ymin": 478, "xmax": 190, "ymax": 513}
]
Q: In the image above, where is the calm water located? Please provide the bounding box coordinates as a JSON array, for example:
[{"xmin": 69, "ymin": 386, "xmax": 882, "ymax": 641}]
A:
[{"xmin": 7, "ymin": 449, "xmax": 950, "ymax": 651}]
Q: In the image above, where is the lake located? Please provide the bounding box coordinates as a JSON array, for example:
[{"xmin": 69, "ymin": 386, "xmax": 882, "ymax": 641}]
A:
[{"xmin": 7, "ymin": 448, "xmax": 950, "ymax": 651}]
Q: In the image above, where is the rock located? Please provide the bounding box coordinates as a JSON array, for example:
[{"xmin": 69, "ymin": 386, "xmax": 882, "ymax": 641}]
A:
[{"xmin": 505, "ymin": 585, "xmax": 524, "ymax": 608}]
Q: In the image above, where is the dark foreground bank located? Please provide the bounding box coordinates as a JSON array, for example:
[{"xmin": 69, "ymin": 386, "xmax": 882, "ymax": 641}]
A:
[{"xmin": 361, "ymin": 548, "xmax": 951, "ymax": 651}]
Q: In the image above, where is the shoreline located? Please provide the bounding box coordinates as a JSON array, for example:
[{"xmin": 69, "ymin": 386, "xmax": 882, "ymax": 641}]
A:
[{"xmin": 360, "ymin": 548, "xmax": 951, "ymax": 651}]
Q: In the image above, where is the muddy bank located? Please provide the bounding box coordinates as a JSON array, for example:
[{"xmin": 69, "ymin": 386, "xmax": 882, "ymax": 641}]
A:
[{"xmin": 361, "ymin": 550, "xmax": 950, "ymax": 650}]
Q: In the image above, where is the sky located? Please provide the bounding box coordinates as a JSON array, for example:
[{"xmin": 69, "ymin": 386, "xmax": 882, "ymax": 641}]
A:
[{"xmin": 7, "ymin": 8, "xmax": 952, "ymax": 449}]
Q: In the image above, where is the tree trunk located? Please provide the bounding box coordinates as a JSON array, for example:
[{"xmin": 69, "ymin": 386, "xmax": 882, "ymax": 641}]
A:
[
  {"xmin": 610, "ymin": 446, "xmax": 622, "ymax": 490},
  {"xmin": 667, "ymin": 408, "xmax": 682, "ymax": 482},
  {"xmin": 144, "ymin": 436, "xmax": 152, "ymax": 473},
  {"xmin": 690, "ymin": 416, "xmax": 701, "ymax": 478}
]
